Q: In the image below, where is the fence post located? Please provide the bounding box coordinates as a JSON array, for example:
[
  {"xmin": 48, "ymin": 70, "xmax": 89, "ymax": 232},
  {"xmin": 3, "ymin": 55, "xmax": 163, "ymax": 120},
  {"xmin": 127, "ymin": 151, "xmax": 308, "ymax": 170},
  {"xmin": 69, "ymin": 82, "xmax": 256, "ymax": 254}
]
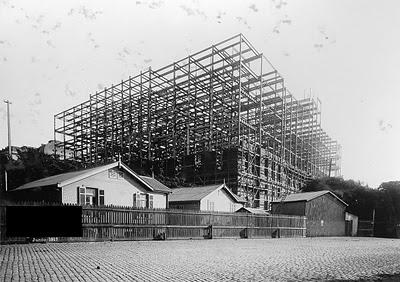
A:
[
  {"xmin": 210, "ymin": 212, "xmax": 213, "ymax": 239},
  {"xmin": 164, "ymin": 209, "xmax": 167, "ymax": 240},
  {"xmin": 0, "ymin": 207, "xmax": 5, "ymax": 243},
  {"xmin": 0, "ymin": 205, "xmax": 306, "ymax": 242},
  {"xmin": 246, "ymin": 213, "xmax": 250, "ymax": 239}
]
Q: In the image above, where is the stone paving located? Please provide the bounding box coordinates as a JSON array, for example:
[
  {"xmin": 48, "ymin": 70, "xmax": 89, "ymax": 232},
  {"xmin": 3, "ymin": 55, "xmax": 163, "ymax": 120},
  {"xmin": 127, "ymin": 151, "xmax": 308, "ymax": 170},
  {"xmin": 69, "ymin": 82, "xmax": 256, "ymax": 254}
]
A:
[{"xmin": 1, "ymin": 237, "xmax": 400, "ymax": 281}]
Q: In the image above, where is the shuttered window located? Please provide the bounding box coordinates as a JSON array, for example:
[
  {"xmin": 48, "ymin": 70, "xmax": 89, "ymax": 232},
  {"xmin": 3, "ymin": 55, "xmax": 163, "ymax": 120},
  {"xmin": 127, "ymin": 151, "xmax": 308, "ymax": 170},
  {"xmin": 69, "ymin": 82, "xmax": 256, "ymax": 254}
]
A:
[
  {"xmin": 77, "ymin": 187, "xmax": 103, "ymax": 206},
  {"xmin": 77, "ymin": 187, "xmax": 86, "ymax": 205},
  {"xmin": 146, "ymin": 195, "xmax": 154, "ymax": 209},
  {"xmin": 133, "ymin": 193, "xmax": 153, "ymax": 208},
  {"xmin": 99, "ymin": 190, "xmax": 104, "ymax": 206},
  {"xmin": 207, "ymin": 200, "xmax": 215, "ymax": 211},
  {"xmin": 133, "ymin": 193, "xmax": 137, "ymax": 208},
  {"xmin": 133, "ymin": 193, "xmax": 144, "ymax": 208}
]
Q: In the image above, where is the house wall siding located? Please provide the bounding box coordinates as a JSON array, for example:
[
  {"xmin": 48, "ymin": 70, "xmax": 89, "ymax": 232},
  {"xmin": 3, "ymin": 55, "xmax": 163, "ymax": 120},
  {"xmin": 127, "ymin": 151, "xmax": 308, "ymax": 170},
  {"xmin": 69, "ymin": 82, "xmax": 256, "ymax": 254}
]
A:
[
  {"xmin": 271, "ymin": 201, "xmax": 306, "ymax": 216},
  {"xmin": 153, "ymin": 193, "xmax": 166, "ymax": 209},
  {"xmin": 200, "ymin": 188, "xmax": 241, "ymax": 212},
  {"xmin": 305, "ymin": 194, "xmax": 346, "ymax": 237},
  {"xmin": 270, "ymin": 193, "xmax": 347, "ymax": 237},
  {"xmin": 62, "ymin": 169, "xmax": 167, "ymax": 208},
  {"xmin": 169, "ymin": 201, "xmax": 200, "ymax": 210}
]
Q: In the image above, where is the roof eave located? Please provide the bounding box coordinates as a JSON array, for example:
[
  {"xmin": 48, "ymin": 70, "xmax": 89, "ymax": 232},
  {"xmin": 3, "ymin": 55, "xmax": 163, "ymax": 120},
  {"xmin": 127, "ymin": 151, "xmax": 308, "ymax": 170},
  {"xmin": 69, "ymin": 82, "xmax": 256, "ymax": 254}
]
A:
[
  {"xmin": 120, "ymin": 163, "xmax": 154, "ymax": 192},
  {"xmin": 59, "ymin": 162, "xmax": 118, "ymax": 187},
  {"xmin": 153, "ymin": 189, "xmax": 172, "ymax": 194},
  {"xmin": 220, "ymin": 184, "xmax": 246, "ymax": 203}
]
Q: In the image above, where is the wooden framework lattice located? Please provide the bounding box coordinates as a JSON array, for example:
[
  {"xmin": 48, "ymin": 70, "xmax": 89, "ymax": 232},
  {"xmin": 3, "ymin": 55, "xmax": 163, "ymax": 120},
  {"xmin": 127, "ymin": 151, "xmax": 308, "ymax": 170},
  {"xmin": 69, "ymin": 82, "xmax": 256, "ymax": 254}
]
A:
[{"xmin": 54, "ymin": 34, "xmax": 341, "ymax": 209}]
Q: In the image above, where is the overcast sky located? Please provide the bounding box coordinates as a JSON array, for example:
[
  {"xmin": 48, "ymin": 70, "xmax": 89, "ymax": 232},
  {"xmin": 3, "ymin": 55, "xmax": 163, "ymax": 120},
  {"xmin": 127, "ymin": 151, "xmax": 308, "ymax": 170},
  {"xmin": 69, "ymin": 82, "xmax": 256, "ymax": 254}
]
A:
[{"xmin": 0, "ymin": 0, "xmax": 399, "ymax": 187}]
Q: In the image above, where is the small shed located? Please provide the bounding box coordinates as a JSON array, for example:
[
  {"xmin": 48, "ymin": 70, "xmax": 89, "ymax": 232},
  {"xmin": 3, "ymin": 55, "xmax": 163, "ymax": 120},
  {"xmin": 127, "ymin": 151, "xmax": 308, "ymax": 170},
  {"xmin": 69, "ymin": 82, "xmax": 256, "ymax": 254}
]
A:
[
  {"xmin": 345, "ymin": 212, "xmax": 359, "ymax": 236},
  {"xmin": 271, "ymin": 190, "xmax": 348, "ymax": 237},
  {"xmin": 10, "ymin": 161, "xmax": 171, "ymax": 209},
  {"xmin": 169, "ymin": 184, "xmax": 245, "ymax": 212}
]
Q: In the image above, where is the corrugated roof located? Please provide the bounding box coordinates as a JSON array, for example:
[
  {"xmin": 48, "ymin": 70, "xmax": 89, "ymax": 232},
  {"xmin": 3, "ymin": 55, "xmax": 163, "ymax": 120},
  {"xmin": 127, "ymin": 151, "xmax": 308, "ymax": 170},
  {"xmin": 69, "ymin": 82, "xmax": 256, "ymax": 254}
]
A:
[
  {"xmin": 272, "ymin": 190, "xmax": 348, "ymax": 206},
  {"xmin": 139, "ymin": 176, "xmax": 171, "ymax": 193},
  {"xmin": 13, "ymin": 166, "xmax": 105, "ymax": 191},
  {"xmin": 232, "ymin": 193, "xmax": 247, "ymax": 203},
  {"xmin": 169, "ymin": 185, "xmax": 221, "ymax": 202},
  {"xmin": 169, "ymin": 184, "xmax": 243, "ymax": 203}
]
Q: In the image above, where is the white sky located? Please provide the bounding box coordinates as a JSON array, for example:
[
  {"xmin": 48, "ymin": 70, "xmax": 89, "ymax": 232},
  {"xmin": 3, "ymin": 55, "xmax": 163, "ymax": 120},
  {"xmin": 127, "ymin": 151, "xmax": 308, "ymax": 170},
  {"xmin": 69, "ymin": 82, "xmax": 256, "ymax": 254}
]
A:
[{"xmin": 0, "ymin": 0, "xmax": 399, "ymax": 187}]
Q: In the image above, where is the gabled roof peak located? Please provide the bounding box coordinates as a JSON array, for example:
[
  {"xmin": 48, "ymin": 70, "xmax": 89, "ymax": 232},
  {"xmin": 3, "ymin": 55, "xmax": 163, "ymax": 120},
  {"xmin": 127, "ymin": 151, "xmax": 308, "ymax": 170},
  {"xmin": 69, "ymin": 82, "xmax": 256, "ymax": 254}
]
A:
[
  {"xmin": 272, "ymin": 190, "xmax": 348, "ymax": 206},
  {"xmin": 169, "ymin": 183, "xmax": 245, "ymax": 203}
]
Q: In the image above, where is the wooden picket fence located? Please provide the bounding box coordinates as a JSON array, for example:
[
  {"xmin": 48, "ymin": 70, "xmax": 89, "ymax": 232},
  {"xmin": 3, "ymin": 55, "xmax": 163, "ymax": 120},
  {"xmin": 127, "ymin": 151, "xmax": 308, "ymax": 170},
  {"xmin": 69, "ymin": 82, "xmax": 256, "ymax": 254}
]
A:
[{"xmin": 0, "ymin": 204, "xmax": 306, "ymax": 243}]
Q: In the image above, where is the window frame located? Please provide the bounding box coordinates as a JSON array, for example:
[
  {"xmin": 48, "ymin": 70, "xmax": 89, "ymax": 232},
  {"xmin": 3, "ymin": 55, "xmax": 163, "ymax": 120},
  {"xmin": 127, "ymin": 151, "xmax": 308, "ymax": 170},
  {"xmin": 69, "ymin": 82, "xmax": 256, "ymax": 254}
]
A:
[{"xmin": 77, "ymin": 186, "xmax": 103, "ymax": 206}]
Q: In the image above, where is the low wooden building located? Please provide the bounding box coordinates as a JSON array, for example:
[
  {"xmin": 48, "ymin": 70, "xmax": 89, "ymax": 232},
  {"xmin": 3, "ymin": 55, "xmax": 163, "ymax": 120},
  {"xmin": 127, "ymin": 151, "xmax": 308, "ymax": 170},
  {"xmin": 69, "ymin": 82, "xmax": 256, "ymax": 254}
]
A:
[
  {"xmin": 345, "ymin": 212, "xmax": 359, "ymax": 236},
  {"xmin": 271, "ymin": 190, "xmax": 348, "ymax": 237},
  {"xmin": 169, "ymin": 184, "xmax": 245, "ymax": 212},
  {"xmin": 10, "ymin": 161, "xmax": 171, "ymax": 209}
]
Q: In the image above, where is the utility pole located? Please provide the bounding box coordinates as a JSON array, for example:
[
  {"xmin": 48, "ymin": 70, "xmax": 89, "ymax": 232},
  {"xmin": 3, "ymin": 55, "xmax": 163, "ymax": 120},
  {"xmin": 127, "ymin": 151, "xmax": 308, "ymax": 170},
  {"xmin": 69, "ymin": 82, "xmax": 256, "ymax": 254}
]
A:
[
  {"xmin": 3, "ymin": 100, "xmax": 12, "ymax": 157},
  {"xmin": 328, "ymin": 158, "xmax": 332, "ymax": 177},
  {"xmin": 3, "ymin": 100, "xmax": 11, "ymax": 193}
]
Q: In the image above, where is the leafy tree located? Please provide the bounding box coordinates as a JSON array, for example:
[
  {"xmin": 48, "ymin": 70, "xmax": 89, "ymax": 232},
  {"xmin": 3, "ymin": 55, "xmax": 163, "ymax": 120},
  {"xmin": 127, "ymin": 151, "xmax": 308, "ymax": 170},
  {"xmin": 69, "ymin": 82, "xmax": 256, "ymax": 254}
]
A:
[
  {"xmin": 0, "ymin": 147, "xmax": 86, "ymax": 198},
  {"xmin": 376, "ymin": 181, "xmax": 400, "ymax": 237}
]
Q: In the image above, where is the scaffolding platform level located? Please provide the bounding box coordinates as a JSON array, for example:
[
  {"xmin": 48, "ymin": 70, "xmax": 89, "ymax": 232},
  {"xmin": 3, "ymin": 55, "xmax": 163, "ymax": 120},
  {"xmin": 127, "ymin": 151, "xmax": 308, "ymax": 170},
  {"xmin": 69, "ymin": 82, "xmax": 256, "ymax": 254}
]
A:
[{"xmin": 54, "ymin": 34, "xmax": 341, "ymax": 209}]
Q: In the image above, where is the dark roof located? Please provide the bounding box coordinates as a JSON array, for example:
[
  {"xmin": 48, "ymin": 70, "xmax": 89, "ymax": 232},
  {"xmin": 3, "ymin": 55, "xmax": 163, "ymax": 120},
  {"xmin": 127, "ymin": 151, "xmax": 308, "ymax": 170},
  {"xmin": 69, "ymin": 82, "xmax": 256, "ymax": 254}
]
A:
[
  {"xmin": 272, "ymin": 190, "xmax": 348, "ymax": 206},
  {"xmin": 169, "ymin": 184, "xmax": 245, "ymax": 203},
  {"xmin": 232, "ymin": 193, "xmax": 247, "ymax": 203},
  {"xmin": 139, "ymin": 176, "xmax": 171, "ymax": 193},
  {"xmin": 236, "ymin": 207, "xmax": 270, "ymax": 214}
]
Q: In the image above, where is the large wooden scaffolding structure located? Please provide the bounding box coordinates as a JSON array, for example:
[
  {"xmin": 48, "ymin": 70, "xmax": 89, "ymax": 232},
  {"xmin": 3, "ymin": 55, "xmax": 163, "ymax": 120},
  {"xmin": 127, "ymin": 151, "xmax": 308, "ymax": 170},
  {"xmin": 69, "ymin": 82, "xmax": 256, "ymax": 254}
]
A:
[{"xmin": 54, "ymin": 34, "xmax": 341, "ymax": 209}]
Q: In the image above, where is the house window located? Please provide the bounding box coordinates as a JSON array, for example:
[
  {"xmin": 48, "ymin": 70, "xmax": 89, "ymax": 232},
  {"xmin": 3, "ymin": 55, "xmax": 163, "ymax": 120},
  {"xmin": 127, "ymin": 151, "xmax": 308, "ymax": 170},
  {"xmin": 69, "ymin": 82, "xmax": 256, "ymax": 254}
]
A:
[
  {"xmin": 85, "ymin": 188, "xmax": 97, "ymax": 205},
  {"xmin": 133, "ymin": 193, "xmax": 139, "ymax": 208},
  {"xmin": 108, "ymin": 169, "xmax": 118, "ymax": 179},
  {"xmin": 77, "ymin": 187, "xmax": 104, "ymax": 206},
  {"xmin": 146, "ymin": 194, "xmax": 154, "ymax": 209},
  {"xmin": 133, "ymin": 193, "xmax": 153, "ymax": 208},
  {"xmin": 78, "ymin": 187, "xmax": 85, "ymax": 205},
  {"xmin": 99, "ymin": 190, "xmax": 104, "ymax": 205},
  {"xmin": 207, "ymin": 200, "xmax": 215, "ymax": 211},
  {"xmin": 109, "ymin": 169, "xmax": 124, "ymax": 179}
]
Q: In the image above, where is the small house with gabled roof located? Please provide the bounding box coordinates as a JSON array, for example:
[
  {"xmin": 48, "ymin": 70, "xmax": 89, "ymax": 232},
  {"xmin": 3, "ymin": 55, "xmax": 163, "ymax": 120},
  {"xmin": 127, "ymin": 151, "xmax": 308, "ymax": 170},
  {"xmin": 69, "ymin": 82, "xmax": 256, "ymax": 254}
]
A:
[
  {"xmin": 169, "ymin": 184, "xmax": 246, "ymax": 212},
  {"xmin": 271, "ymin": 190, "xmax": 348, "ymax": 237},
  {"xmin": 10, "ymin": 161, "xmax": 171, "ymax": 209}
]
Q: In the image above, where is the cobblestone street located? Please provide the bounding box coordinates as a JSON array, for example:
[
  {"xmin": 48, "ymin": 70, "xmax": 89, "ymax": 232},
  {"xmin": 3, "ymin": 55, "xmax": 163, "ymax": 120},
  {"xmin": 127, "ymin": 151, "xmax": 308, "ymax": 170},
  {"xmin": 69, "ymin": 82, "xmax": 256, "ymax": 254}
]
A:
[{"xmin": 1, "ymin": 237, "xmax": 400, "ymax": 281}]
